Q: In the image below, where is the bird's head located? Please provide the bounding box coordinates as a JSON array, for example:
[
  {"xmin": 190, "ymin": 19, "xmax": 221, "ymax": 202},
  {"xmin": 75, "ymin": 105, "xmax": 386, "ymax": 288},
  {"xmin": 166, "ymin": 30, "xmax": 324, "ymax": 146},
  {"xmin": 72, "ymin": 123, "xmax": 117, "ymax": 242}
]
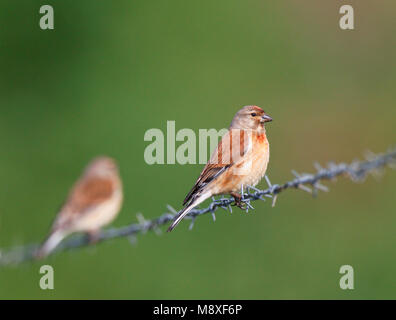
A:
[
  {"xmin": 230, "ymin": 105, "xmax": 272, "ymax": 131},
  {"xmin": 85, "ymin": 156, "xmax": 119, "ymax": 177}
]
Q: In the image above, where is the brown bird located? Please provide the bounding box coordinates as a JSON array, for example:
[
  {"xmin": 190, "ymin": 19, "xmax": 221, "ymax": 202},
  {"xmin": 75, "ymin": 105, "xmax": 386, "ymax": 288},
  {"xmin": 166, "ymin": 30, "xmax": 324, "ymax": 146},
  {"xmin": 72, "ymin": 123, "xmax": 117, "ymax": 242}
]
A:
[
  {"xmin": 167, "ymin": 105, "xmax": 272, "ymax": 232},
  {"xmin": 36, "ymin": 157, "xmax": 123, "ymax": 258}
]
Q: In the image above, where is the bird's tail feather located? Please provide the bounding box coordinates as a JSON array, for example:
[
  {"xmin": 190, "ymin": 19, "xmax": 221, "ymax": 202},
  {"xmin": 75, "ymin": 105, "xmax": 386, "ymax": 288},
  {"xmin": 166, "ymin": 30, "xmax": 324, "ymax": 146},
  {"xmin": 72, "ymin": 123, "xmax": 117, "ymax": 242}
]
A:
[
  {"xmin": 167, "ymin": 192, "xmax": 210, "ymax": 232},
  {"xmin": 35, "ymin": 229, "xmax": 66, "ymax": 259}
]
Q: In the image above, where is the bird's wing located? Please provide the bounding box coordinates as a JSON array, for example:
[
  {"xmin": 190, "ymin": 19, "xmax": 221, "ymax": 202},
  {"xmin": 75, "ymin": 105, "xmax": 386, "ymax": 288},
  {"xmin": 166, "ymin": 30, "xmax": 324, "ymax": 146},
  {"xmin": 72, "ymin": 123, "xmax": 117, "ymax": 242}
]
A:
[
  {"xmin": 53, "ymin": 176, "xmax": 115, "ymax": 229},
  {"xmin": 183, "ymin": 129, "xmax": 250, "ymax": 205}
]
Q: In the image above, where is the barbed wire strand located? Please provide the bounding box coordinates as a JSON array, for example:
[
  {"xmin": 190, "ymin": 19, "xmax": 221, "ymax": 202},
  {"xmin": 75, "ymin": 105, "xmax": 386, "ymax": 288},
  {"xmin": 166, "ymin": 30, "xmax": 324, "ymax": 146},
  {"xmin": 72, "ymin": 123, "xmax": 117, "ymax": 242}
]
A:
[{"xmin": 0, "ymin": 147, "xmax": 395, "ymax": 266}]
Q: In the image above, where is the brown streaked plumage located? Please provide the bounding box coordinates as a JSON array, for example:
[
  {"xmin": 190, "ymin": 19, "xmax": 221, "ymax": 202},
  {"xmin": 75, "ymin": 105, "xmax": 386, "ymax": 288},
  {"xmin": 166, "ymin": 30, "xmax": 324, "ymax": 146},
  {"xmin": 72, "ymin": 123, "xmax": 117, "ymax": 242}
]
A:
[
  {"xmin": 168, "ymin": 105, "xmax": 272, "ymax": 232},
  {"xmin": 36, "ymin": 156, "xmax": 123, "ymax": 258}
]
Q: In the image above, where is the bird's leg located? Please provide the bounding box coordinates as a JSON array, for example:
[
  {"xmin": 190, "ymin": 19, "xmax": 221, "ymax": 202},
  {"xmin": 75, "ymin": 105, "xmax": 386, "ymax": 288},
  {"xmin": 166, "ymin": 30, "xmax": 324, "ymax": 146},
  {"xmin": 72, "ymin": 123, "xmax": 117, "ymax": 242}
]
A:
[
  {"xmin": 230, "ymin": 192, "xmax": 245, "ymax": 209},
  {"xmin": 87, "ymin": 230, "xmax": 101, "ymax": 244}
]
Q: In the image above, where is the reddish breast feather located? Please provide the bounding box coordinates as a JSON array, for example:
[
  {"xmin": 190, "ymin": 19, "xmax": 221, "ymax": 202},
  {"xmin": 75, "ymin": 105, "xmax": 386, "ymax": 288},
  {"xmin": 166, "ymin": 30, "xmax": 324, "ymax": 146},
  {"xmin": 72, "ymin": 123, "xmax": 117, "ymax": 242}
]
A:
[{"xmin": 255, "ymin": 132, "xmax": 267, "ymax": 144}]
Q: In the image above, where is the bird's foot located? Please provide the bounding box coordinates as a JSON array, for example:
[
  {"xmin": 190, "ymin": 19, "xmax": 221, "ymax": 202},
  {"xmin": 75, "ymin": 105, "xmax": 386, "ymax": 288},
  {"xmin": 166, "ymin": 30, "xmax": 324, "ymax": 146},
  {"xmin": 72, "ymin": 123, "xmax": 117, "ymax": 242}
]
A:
[
  {"xmin": 87, "ymin": 230, "xmax": 101, "ymax": 244},
  {"xmin": 230, "ymin": 192, "xmax": 246, "ymax": 210}
]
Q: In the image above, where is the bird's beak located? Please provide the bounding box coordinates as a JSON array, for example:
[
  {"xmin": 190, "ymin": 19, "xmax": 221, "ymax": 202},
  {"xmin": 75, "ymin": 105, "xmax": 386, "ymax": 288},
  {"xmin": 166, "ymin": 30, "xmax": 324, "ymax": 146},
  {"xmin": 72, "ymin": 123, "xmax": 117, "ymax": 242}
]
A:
[{"xmin": 261, "ymin": 114, "xmax": 273, "ymax": 123}]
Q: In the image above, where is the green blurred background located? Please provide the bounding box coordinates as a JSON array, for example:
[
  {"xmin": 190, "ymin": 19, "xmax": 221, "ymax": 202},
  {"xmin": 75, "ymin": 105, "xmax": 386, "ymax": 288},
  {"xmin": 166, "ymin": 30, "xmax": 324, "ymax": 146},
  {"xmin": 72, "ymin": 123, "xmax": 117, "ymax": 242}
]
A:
[{"xmin": 0, "ymin": 0, "xmax": 395, "ymax": 299}]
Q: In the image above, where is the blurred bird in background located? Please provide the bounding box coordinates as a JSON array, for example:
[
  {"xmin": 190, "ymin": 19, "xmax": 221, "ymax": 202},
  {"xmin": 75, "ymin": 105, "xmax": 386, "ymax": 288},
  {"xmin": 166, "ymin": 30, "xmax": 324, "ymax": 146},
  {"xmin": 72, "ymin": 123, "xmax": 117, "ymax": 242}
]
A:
[
  {"xmin": 36, "ymin": 157, "xmax": 123, "ymax": 258},
  {"xmin": 168, "ymin": 105, "xmax": 272, "ymax": 232}
]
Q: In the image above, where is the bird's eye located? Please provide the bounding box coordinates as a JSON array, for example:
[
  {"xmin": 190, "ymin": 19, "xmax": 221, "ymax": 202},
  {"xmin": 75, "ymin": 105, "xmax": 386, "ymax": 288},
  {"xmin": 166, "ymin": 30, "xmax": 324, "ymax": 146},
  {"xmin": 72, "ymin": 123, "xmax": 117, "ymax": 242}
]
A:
[{"xmin": 251, "ymin": 113, "xmax": 256, "ymax": 117}]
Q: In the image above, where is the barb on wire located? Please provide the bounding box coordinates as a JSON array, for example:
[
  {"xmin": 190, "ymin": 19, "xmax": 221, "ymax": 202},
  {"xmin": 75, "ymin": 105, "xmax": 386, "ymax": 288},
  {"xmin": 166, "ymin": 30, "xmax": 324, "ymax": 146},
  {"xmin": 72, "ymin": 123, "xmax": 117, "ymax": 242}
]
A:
[{"xmin": 0, "ymin": 147, "xmax": 395, "ymax": 266}]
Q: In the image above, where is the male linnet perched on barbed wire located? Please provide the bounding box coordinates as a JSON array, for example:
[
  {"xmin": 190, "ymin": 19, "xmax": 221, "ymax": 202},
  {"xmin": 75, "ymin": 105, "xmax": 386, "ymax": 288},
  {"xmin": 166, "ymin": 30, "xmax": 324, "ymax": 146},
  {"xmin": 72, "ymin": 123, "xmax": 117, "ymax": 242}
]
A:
[
  {"xmin": 36, "ymin": 157, "xmax": 123, "ymax": 258},
  {"xmin": 167, "ymin": 105, "xmax": 273, "ymax": 232}
]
